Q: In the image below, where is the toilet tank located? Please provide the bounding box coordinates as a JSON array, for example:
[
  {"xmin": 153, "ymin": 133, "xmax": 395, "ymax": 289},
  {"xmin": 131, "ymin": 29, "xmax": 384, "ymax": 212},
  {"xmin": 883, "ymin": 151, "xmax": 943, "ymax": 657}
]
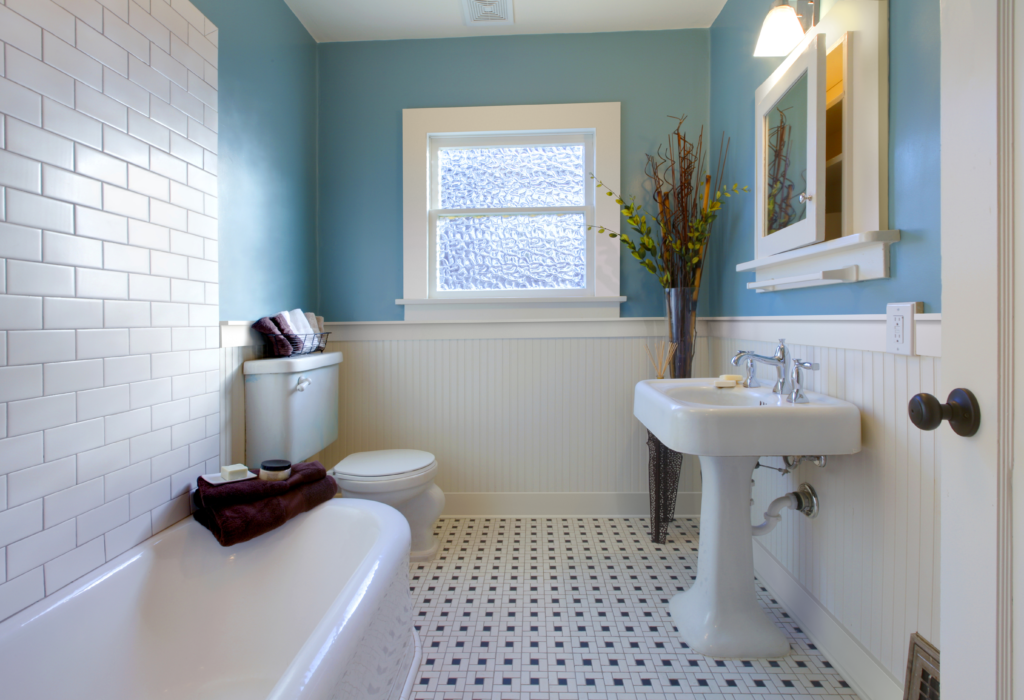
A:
[{"xmin": 242, "ymin": 352, "xmax": 342, "ymax": 469}]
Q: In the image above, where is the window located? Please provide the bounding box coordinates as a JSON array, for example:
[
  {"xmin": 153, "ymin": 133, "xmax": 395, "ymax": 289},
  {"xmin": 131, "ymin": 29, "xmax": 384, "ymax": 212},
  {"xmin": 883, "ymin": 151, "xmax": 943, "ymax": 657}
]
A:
[
  {"xmin": 430, "ymin": 134, "xmax": 594, "ymax": 298},
  {"xmin": 402, "ymin": 103, "xmax": 622, "ymax": 321}
]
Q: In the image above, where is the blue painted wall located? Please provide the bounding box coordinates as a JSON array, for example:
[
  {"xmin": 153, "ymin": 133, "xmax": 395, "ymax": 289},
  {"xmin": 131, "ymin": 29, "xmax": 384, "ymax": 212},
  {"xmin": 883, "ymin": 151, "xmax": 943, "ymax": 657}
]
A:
[
  {"xmin": 191, "ymin": 0, "xmax": 319, "ymax": 321},
  {"xmin": 706, "ymin": 0, "xmax": 941, "ymax": 316},
  {"xmin": 316, "ymin": 30, "xmax": 710, "ymax": 321}
]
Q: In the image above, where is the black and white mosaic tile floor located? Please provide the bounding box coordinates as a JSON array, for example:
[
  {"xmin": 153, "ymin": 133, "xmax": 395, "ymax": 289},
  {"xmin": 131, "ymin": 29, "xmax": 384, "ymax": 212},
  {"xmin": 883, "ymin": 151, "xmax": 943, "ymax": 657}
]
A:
[{"xmin": 409, "ymin": 517, "xmax": 857, "ymax": 700}]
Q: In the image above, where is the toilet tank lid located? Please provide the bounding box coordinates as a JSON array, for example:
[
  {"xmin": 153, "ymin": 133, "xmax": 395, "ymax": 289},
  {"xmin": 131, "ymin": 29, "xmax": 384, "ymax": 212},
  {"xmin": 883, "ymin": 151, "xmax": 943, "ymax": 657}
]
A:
[
  {"xmin": 334, "ymin": 449, "xmax": 437, "ymax": 478},
  {"xmin": 243, "ymin": 351, "xmax": 343, "ymax": 375}
]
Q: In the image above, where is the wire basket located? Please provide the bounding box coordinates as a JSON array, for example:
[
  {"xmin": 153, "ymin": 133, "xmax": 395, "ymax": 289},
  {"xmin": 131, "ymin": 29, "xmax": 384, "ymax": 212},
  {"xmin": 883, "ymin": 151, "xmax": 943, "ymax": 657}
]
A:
[{"xmin": 261, "ymin": 332, "xmax": 330, "ymax": 358}]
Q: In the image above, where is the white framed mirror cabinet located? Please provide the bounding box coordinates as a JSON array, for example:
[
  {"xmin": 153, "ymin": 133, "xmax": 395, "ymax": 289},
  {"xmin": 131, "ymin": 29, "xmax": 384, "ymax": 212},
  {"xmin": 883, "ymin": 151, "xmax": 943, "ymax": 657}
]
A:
[{"xmin": 740, "ymin": 0, "xmax": 900, "ymax": 293}]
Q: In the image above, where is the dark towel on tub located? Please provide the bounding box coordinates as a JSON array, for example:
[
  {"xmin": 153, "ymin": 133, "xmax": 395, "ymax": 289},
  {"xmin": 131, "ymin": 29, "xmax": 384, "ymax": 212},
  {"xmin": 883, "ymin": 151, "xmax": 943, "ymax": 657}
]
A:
[
  {"xmin": 194, "ymin": 461, "xmax": 329, "ymax": 510},
  {"xmin": 192, "ymin": 467, "xmax": 338, "ymax": 547},
  {"xmin": 251, "ymin": 316, "xmax": 293, "ymax": 357}
]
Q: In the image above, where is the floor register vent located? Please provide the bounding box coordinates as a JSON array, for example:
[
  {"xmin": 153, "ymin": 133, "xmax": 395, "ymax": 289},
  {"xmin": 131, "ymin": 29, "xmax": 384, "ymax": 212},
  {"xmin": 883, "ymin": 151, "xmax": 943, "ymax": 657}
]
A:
[
  {"xmin": 462, "ymin": 0, "xmax": 514, "ymax": 26},
  {"xmin": 904, "ymin": 633, "xmax": 940, "ymax": 700}
]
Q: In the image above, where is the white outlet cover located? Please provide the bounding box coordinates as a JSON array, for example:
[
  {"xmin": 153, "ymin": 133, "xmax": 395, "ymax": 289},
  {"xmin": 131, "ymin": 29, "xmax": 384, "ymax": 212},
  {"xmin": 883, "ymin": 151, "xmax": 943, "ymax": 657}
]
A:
[{"xmin": 886, "ymin": 302, "xmax": 923, "ymax": 356}]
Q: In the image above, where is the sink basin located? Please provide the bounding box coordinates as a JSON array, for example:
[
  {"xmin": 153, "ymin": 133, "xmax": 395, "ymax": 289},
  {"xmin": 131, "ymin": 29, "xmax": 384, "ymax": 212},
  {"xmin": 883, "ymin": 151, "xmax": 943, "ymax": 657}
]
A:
[
  {"xmin": 634, "ymin": 377, "xmax": 862, "ymax": 659},
  {"xmin": 635, "ymin": 378, "xmax": 862, "ymax": 457}
]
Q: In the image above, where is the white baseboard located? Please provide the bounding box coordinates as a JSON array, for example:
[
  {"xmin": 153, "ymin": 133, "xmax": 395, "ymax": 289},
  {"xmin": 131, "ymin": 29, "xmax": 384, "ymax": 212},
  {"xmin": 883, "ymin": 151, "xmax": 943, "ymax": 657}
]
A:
[
  {"xmin": 752, "ymin": 541, "xmax": 904, "ymax": 700},
  {"xmin": 441, "ymin": 491, "xmax": 702, "ymax": 517}
]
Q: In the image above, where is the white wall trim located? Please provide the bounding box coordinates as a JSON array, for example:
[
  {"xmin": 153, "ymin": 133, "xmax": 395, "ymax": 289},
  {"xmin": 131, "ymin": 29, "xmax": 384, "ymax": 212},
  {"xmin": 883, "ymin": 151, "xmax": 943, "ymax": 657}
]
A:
[
  {"xmin": 397, "ymin": 296, "xmax": 628, "ymax": 305},
  {"xmin": 702, "ymin": 313, "xmax": 941, "ymax": 356},
  {"xmin": 753, "ymin": 542, "xmax": 904, "ymax": 700},
  {"xmin": 224, "ymin": 314, "xmax": 941, "ymax": 353},
  {"xmin": 442, "ymin": 491, "xmax": 701, "ymax": 518},
  {"xmin": 397, "ymin": 296, "xmax": 627, "ymax": 322}
]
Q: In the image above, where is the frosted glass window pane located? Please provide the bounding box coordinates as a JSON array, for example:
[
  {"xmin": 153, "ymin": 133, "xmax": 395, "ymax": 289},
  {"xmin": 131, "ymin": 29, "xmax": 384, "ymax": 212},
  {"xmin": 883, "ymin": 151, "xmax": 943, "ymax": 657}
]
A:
[
  {"xmin": 437, "ymin": 213, "xmax": 586, "ymax": 291},
  {"xmin": 439, "ymin": 146, "xmax": 585, "ymax": 209}
]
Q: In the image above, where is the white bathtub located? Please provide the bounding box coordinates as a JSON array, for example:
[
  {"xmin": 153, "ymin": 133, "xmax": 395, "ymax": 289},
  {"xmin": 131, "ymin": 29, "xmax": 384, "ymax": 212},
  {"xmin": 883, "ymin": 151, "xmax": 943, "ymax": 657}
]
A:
[{"xmin": 0, "ymin": 498, "xmax": 419, "ymax": 700}]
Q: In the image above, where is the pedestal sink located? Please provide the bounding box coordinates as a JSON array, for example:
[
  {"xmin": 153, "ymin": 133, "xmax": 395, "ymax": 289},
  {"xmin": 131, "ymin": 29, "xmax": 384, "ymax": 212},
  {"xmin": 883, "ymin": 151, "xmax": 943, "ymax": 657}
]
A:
[{"xmin": 634, "ymin": 379, "xmax": 861, "ymax": 658}]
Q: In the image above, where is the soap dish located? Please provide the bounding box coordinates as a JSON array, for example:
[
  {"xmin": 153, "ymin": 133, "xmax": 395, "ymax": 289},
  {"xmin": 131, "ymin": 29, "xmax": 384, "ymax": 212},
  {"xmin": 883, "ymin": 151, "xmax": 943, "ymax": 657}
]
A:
[{"xmin": 201, "ymin": 472, "xmax": 257, "ymax": 486}]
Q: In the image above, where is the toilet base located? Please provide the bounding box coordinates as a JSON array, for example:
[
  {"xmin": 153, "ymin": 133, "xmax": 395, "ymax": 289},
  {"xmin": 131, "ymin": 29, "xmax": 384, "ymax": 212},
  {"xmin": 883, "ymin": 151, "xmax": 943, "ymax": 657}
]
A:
[
  {"xmin": 410, "ymin": 537, "xmax": 440, "ymax": 562},
  {"xmin": 336, "ymin": 478, "xmax": 446, "ymax": 563}
]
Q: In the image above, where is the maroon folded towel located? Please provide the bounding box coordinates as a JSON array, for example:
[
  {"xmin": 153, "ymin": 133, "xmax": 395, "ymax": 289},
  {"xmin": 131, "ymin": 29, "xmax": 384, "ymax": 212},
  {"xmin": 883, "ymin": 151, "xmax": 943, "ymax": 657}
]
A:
[
  {"xmin": 194, "ymin": 461, "xmax": 328, "ymax": 510},
  {"xmin": 252, "ymin": 316, "xmax": 281, "ymax": 335},
  {"xmin": 252, "ymin": 316, "xmax": 293, "ymax": 357},
  {"xmin": 193, "ymin": 475, "xmax": 338, "ymax": 547},
  {"xmin": 272, "ymin": 312, "xmax": 303, "ymax": 353}
]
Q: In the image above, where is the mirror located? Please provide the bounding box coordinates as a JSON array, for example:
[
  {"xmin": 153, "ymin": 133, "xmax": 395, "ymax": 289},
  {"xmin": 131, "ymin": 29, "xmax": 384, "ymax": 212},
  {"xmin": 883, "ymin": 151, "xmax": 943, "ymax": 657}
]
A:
[
  {"xmin": 764, "ymin": 72, "xmax": 808, "ymax": 235},
  {"xmin": 753, "ymin": 33, "xmax": 825, "ymax": 259}
]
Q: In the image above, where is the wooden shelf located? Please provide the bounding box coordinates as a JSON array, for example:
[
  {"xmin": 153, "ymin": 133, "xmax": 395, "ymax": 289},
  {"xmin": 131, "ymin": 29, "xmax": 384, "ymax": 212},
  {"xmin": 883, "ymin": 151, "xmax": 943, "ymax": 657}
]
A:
[
  {"xmin": 737, "ymin": 230, "xmax": 900, "ymax": 293},
  {"xmin": 826, "ymin": 92, "xmax": 844, "ymax": 110},
  {"xmin": 746, "ymin": 266, "xmax": 858, "ymax": 292},
  {"xmin": 826, "ymin": 154, "xmax": 843, "ymax": 168}
]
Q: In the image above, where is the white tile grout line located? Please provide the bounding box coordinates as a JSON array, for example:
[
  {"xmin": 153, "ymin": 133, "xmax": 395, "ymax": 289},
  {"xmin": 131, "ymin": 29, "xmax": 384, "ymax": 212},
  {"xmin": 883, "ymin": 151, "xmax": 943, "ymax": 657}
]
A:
[{"xmin": 409, "ymin": 516, "xmax": 858, "ymax": 699}]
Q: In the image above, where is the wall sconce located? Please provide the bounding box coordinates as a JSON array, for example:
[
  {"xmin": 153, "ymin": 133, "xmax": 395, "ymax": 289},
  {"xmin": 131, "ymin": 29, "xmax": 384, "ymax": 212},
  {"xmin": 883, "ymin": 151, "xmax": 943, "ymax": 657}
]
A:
[{"xmin": 754, "ymin": 0, "xmax": 808, "ymax": 57}]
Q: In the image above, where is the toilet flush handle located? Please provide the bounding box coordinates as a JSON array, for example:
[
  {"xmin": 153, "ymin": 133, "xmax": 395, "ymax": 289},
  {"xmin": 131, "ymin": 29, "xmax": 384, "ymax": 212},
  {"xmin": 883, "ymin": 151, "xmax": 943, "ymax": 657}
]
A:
[{"xmin": 296, "ymin": 375, "xmax": 312, "ymax": 392}]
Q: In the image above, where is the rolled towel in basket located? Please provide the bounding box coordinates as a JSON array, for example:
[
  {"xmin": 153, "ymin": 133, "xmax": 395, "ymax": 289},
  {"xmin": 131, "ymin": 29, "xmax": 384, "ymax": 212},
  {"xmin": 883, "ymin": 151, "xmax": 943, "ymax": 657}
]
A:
[
  {"xmin": 288, "ymin": 309, "xmax": 316, "ymax": 352},
  {"xmin": 304, "ymin": 312, "xmax": 319, "ymax": 335},
  {"xmin": 251, "ymin": 317, "xmax": 293, "ymax": 357},
  {"xmin": 192, "ymin": 471, "xmax": 338, "ymax": 547},
  {"xmin": 272, "ymin": 312, "xmax": 303, "ymax": 353}
]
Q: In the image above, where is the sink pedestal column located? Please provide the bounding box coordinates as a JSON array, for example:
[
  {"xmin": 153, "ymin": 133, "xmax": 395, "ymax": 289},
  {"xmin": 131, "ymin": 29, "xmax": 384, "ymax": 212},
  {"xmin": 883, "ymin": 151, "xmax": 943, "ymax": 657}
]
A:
[{"xmin": 668, "ymin": 455, "xmax": 791, "ymax": 658}]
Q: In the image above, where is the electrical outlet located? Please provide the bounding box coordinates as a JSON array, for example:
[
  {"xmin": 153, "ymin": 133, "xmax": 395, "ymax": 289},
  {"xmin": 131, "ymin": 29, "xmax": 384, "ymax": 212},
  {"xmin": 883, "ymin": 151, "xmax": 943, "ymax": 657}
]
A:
[{"xmin": 886, "ymin": 302, "xmax": 923, "ymax": 355}]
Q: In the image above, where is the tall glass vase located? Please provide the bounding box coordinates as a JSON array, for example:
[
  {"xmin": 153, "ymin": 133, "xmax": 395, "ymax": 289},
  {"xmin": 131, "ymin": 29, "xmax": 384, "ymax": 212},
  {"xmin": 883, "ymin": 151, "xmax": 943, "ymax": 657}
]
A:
[{"xmin": 665, "ymin": 287, "xmax": 698, "ymax": 379}]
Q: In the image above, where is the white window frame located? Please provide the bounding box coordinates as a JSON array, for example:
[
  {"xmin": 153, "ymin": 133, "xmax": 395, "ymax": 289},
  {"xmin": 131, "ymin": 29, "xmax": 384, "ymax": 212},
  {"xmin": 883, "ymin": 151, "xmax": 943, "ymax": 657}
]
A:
[{"xmin": 401, "ymin": 103, "xmax": 622, "ymax": 322}]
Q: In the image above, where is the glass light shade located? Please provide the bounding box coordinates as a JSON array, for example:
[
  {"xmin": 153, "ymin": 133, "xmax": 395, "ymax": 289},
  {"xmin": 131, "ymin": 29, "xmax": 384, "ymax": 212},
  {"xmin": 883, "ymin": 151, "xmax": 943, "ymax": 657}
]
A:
[{"xmin": 753, "ymin": 4, "xmax": 805, "ymax": 57}]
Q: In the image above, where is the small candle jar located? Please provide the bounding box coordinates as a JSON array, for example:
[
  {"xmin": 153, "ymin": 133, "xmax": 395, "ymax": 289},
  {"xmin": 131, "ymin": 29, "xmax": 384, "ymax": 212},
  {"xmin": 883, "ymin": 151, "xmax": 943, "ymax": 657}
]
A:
[{"xmin": 259, "ymin": 459, "xmax": 292, "ymax": 481}]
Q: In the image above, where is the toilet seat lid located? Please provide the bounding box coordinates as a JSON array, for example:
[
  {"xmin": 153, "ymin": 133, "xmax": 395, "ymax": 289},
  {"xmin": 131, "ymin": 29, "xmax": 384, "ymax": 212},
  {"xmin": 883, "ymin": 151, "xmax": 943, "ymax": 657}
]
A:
[{"xmin": 334, "ymin": 449, "xmax": 436, "ymax": 478}]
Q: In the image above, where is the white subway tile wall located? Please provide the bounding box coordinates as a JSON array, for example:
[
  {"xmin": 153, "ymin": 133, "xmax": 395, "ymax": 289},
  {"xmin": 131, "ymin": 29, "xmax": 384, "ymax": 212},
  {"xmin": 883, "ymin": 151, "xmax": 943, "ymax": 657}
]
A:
[{"xmin": 0, "ymin": 0, "xmax": 218, "ymax": 623}]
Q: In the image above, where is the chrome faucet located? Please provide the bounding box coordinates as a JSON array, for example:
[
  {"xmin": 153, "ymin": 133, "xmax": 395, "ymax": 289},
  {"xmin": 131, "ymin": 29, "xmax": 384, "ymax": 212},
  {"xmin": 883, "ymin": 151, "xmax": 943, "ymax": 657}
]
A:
[
  {"xmin": 732, "ymin": 339, "xmax": 791, "ymax": 395},
  {"xmin": 787, "ymin": 359, "xmax": 819, "ymax": 404},
  {"xmin": 738, "ymin": 356, "xmax": 761, "ymax": 388}
]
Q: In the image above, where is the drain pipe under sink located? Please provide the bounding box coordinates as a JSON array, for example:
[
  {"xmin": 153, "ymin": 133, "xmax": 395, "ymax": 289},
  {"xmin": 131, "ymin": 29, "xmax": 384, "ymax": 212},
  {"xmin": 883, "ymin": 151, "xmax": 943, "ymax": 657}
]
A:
[{"xmin": 752, "ymin": 483, "xmax": 819, "ymax": 537}]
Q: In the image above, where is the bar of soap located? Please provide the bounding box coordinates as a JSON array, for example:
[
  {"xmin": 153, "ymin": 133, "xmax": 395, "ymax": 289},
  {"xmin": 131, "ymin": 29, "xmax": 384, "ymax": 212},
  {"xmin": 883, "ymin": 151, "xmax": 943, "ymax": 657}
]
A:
[
  {"xmin": 719, "ymin": 374, "xmax": 743, "ymax": 382},
  {"xmin": 221, "ymin": 464, "xmax": 250, "ymax": 481},
  {"xmin": 714, "ymin": 379, "xmax": 737, "ymax": 388}
]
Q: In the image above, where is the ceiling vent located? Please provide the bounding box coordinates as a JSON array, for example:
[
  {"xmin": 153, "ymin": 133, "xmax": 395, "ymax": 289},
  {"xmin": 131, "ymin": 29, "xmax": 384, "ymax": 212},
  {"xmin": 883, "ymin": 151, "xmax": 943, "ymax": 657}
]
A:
[{"xmin": 462, "ymin": 0, "xmax": 514, "ymax": 26}]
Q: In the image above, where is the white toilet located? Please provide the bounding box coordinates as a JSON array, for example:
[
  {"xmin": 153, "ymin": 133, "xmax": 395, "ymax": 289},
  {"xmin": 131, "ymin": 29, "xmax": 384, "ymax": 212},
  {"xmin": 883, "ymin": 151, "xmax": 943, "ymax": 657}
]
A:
[
  {"xmin": 242, "ymin": 351, "xmax": 445, "ymax": 561},
  {"xmin": 332, "ymin": 450, "xmax": 445, "ymax": 561}
]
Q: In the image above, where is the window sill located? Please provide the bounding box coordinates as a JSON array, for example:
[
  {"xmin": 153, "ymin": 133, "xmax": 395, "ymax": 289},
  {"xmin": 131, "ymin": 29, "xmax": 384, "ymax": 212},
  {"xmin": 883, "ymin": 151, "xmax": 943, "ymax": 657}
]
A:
[{"xmin": 396, "ymin": 296, "xmax": 627, "ymax": 322}]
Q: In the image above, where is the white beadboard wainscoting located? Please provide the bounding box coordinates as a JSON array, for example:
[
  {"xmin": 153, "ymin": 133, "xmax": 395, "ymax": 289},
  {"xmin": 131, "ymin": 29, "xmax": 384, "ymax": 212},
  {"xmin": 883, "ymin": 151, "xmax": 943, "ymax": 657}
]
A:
[
  {"xmin": 221, "ymin": 315, "xmax": 941, "ymax": 699},
  {"xmin": 0, "ymin": 0, "xmax": 220, "ymax": 624},
  {"xmin": 219, "ymin": 319, "xmax": 709, "ymax": 516}
]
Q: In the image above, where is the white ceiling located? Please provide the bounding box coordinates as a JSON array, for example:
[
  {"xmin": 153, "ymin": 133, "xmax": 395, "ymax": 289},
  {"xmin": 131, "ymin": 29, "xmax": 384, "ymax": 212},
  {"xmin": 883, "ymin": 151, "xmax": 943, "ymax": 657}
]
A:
[{"xmin": 282, "ymin": 0, "xmax": 729, "ymax": 43}]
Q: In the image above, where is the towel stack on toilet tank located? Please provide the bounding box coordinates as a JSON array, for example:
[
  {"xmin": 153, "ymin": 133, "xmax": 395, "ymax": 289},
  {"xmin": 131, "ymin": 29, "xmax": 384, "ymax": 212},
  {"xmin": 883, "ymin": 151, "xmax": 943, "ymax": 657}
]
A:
[{"xmin": 252, "ymin": 309, "xmax": 326, "ymax": 356}]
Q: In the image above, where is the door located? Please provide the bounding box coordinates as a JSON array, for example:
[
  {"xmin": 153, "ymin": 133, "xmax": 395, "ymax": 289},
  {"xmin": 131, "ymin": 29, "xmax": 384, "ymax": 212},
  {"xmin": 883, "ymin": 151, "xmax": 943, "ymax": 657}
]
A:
[{"xmin": 939, "ymin": 1, "xmax": 1015, "ymax": 697}]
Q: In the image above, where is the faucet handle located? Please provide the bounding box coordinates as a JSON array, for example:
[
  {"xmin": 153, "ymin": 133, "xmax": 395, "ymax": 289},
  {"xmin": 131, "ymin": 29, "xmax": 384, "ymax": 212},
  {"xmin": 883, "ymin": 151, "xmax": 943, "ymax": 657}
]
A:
[
  {"xmin": 787, "ymin": 359, "xmax": 818, "ymax": 404},
  {"xmin": 742, "ymin": 356, "xmax": 761, "ymax": 388}
]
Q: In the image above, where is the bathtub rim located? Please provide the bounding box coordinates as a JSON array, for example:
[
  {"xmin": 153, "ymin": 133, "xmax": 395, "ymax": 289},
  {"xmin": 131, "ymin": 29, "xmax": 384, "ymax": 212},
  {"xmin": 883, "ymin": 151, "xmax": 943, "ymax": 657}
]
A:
[
  {"xmin": 267, "ymin": 497, "xmax": 413, "ymax": 700},
  {"xmin": 0, "ymin": 498, "xmax": 415, "ymax": 700}
]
